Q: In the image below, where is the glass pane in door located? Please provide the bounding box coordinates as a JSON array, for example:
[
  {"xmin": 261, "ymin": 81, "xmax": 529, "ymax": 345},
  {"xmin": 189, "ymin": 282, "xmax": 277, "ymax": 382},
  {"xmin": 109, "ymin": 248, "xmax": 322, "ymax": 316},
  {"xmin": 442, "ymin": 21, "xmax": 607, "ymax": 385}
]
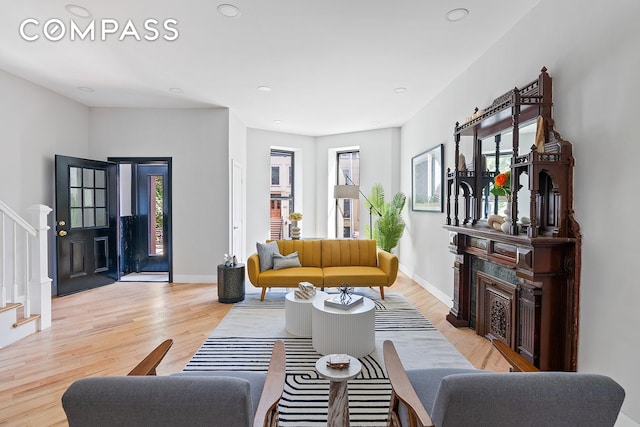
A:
[{"xmin": 149, "ymin": 175, "xmax": 164, "ymax": 255}]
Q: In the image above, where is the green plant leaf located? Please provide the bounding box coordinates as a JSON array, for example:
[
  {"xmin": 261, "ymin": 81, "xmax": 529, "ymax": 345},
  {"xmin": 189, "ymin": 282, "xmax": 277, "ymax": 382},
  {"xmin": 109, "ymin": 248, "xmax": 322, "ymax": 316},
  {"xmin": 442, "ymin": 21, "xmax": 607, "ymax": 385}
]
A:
[{"xmin": 368, "ymin": 184, "xmax": 406, "ymax": 252}]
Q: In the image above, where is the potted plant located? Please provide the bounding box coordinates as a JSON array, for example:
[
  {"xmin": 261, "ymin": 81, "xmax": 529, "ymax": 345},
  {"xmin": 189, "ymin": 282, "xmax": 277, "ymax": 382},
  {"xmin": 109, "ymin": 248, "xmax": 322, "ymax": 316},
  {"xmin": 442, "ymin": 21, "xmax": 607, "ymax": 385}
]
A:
[{"xmin": 364, "ymin": 183, "xmax": 406, "ymax": 252}]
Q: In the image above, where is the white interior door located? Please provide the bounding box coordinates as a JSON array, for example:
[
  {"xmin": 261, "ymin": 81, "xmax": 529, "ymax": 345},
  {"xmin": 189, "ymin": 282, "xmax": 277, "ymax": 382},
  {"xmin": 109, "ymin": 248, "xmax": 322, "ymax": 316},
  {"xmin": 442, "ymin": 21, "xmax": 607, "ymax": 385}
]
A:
[{"xmin": 231, "ymin": 160, "xmax": 244, "ymax": 261}]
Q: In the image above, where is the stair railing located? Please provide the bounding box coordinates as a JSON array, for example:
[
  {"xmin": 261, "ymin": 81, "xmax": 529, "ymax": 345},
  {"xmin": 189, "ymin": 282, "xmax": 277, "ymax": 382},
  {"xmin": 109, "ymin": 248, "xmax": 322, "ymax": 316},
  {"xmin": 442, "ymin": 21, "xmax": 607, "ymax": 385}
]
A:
[{"xmin": 0, "ymin": 201, "xmax": 52, "ymax": 329}]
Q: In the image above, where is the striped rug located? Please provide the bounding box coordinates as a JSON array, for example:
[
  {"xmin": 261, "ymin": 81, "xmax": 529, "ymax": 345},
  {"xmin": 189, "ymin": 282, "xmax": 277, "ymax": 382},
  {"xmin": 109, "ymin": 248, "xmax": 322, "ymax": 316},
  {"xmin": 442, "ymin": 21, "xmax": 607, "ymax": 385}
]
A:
[{"xmin": 183, "ymin": 291, "xmax": 473, "ymax": 426}]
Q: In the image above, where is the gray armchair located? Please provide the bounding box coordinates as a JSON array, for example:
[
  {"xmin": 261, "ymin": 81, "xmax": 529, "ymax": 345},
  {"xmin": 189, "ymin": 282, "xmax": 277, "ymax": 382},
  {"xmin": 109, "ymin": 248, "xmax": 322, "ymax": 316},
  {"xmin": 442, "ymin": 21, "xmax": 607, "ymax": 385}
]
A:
[
  {"xmin": 62, "ymin": 339, "xmax": 286, "ymax": 427},
  {"xmin": 383, "ymin": 340, "xmax": 625, "ymax": 427}
]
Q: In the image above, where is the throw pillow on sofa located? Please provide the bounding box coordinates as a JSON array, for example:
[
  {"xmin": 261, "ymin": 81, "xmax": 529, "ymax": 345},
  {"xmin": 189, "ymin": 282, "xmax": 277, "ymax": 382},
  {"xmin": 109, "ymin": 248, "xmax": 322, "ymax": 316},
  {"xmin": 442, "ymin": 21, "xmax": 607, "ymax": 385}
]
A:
[
  {"xmin": 257, "ymin": 241, "xmax": 281, "ymax": 272},
  {"xmin": 273, "ymin": 252, "xmax": 302, "ymax": 270}
]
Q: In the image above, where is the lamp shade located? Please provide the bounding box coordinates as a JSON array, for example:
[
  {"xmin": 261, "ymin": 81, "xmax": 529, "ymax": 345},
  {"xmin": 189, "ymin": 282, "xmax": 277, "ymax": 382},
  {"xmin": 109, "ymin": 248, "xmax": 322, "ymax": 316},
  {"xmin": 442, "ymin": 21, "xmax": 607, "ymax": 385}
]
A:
[{"xmin": 334, "ymin": 184, "xmax": 360, "ymax": 199}]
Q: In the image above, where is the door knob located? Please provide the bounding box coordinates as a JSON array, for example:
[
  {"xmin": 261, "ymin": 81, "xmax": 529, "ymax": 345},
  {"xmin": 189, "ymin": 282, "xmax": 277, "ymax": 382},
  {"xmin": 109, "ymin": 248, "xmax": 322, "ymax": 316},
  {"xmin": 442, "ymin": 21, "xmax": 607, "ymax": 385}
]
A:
[
  {"xmin": 58, "ymin": 230, "xmax": 68, "ymax": 237},
  {"xmin": 58, "ymin": 220, "xmax": 66, "ymax": 226}
]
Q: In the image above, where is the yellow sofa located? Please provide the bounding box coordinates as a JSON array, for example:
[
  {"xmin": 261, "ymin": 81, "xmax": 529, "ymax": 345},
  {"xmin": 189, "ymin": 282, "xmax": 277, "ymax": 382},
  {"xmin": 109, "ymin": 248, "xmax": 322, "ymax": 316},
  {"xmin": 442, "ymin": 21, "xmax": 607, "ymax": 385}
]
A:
[{"xmin": 247, "ymin": 239, "xmax": 399, "ymax": 301}]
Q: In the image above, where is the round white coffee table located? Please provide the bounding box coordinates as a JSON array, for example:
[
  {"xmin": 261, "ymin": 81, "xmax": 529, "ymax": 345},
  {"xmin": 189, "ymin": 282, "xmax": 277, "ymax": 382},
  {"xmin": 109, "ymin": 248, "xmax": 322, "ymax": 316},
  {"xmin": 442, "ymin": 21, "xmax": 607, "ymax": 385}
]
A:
[
  {"xmin": 285, "ymin": 290, "xmax": 328, "ymax": 337},
  {"xmin": 312, "ymin": 295, "xmax": 375, "ymax": 358},
  {"xmin": 315, "ymin": 355, "xmax": 362, "ymax": 427}
]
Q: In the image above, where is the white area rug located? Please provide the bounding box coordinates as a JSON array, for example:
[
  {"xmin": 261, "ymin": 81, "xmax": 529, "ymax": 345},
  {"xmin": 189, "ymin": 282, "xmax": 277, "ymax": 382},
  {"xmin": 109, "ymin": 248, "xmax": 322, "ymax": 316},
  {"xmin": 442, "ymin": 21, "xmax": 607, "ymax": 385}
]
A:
[{"xmin": 184, "ymin": 290, "xmax": 473, "ymax": 426}]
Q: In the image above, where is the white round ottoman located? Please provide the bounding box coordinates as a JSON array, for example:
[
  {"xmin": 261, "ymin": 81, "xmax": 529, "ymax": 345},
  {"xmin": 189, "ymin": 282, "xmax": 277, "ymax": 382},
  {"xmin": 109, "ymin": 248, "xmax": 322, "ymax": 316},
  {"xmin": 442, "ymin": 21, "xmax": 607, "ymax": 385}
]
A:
[
  {"xmin": 285, "ymin": 290, "xmax": 328, "ymax": 337},
  {"xmin": 311, "ymin": 296, "xmax": 376, "ymax": 358}
]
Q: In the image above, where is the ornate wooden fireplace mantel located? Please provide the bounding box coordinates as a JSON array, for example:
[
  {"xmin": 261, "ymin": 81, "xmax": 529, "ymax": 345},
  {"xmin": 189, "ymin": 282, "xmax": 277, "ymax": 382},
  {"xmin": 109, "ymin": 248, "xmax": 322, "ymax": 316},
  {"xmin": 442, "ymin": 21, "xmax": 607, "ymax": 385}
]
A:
[{"xmin": 443, "ymin": 68, "xmax": 581, "ymax": 371}]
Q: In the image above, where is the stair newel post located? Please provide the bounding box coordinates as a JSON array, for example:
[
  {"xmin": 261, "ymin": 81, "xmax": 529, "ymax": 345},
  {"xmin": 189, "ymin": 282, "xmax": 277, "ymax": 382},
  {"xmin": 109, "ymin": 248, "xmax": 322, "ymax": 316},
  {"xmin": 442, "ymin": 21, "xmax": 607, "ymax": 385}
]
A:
[
  {"xmin": 28, "ymin": 204, "xmax": 52, "ymax": 330},
  {"xmin": 1, "ymin": 212, "xmax": 5, "ymax": 308},
  {"xmin": 24, "ymin": 233, "xmax": 30, "ymax": 318},
  {"xmin": 13, "ymin": 222, "xmax": 18, "ymax": 302}
]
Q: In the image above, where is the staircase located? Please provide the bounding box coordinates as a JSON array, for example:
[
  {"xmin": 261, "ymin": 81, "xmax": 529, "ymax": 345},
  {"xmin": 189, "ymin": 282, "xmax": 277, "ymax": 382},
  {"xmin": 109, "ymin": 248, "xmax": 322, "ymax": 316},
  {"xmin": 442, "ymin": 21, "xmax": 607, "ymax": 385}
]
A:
[
  {"xmin": 0, "ymin": 201, "xmax": 52, "ymax": 348},
  {"xmin": 270, "ymin": 217, "xmax": 283, "ymax": 240}
]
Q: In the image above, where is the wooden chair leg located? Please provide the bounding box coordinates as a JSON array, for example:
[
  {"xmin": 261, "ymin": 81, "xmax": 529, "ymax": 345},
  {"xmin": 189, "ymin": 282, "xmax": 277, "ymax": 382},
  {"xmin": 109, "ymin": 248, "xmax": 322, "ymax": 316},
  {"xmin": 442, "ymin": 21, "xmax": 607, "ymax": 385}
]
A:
[
  {"xmin": 380, "ymin": 286, "xmax": 385, "ymax": 299},
  {"xmin": 388, "ymin": 390, "xmax": 400, "ymax": 427},
  {"xmin": 260, "ymin": 287, "xmax": 267, "ymax": 301}
]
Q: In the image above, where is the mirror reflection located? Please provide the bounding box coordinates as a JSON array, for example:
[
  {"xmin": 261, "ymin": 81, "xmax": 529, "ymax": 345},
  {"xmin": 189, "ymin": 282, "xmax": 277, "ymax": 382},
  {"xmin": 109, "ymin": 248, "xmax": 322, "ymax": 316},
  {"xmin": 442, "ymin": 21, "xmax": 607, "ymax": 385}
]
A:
[{"xmin": 479, "ymin": 121, "xmax": 536, "ymax": 223}]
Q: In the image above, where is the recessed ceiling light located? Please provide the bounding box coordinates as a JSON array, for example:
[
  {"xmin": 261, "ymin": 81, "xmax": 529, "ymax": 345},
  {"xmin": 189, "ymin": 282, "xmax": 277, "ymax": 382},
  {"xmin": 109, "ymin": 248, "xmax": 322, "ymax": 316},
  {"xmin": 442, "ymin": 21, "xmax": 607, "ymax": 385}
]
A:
[
  {"xmin": 77, "ymin": 86, "xmax": 94, "ymax": 92},
  {"xmin": 169, "ymin": 87, "xmax": 184, "ymax": 93},
  {"xmin": 217, "ymin": 4, "xmax": 241, "ymax": 18},
  {"xmin": 257, "ymin": 86, "xmax": 272, "ymax": 92},
  {"xmin": 394, "ymin": 87, "xmax": 407, "ymax": 93},
  {"xmin": 446, "ymin": 8, "xmax": 469, "ymax": 22},
  {"xmin": 65, "ymin": 4, "xmax": 92, "ymax": 18},
  {"xmin": 273, "ymin": 120, "xmax": 282, "ymax": 125}
]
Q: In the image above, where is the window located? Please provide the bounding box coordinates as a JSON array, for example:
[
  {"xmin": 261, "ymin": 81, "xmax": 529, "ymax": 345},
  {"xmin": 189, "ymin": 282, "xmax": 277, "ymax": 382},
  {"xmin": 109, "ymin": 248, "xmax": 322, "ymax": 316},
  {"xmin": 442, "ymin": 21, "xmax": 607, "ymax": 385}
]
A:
[
  {"xmin": 270, "ymin": 150, "xmax": 294, "ymax": 239},
  {"xmin": 336, "ymin": 151, "xmax": 360, "ymax": 238},
  {"xmin": 69, "ymin": 166, "xmax": 108, "ymax": 229}
]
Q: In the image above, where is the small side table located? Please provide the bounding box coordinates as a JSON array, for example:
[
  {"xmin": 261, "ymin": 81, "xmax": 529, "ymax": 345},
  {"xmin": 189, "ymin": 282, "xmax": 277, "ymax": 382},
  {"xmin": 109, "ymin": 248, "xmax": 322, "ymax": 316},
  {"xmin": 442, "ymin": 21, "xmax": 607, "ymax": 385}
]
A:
[
  {"xmin": 285, "ymin": 290, "xmax": 328, "ymax": 337},
  {"xmin": 217, "ymin": 263, "xmax": 245, "ymax": 303},
  {"xmin": 312, "ymin": 296, "xmax": 376, "ymax": 358},
  {"xmin": 315, "ymin": 355, "xmax": 362, "ymax": 427}
]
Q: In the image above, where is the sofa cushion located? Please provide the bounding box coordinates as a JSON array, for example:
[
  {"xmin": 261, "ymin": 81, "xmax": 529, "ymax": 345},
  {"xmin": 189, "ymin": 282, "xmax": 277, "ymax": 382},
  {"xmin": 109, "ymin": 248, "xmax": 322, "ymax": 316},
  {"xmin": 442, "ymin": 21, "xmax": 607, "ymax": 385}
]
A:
[
  {"xmin": 430, "ymin": 372, "xmax": 625, "ymax": 427},
  {"xmin": 323, "ymin": 266, "xmax": 389, "ymax": 286},
  {"xmin": 276, "ymin": 240, "xmax": 322, "ymax": 267},
  {"xmin": 257, "ymin": 266, "xmax": 324, "ymax": 287},
  {"xmin": 173, "ymin": 371, "xmax": 266, "ymax": 420},
  {"xmin": 321, "ymin": 239, "xmax": 378, "ymax": 267},
  {"xmin": 62, "ymin": 376, "xmax": 255, "ymax": 427},
  {"xmin": 256, "ymin": 241, "xmax": 281, "ymax": 272},
  {"xmin": 400, "ymin": 368, "xmax": 484, "ymax": 426},
  {"xmin": 273, "ymin": 252, "xmax": 302, "ymax": 270}
]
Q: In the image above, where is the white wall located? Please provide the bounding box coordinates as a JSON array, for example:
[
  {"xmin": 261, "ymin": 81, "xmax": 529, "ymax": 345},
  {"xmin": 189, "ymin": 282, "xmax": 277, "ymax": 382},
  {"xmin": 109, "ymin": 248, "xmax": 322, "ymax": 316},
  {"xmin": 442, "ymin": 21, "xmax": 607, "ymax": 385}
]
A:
[
  {"xmin": 398, "ymin": 0, "xmax": 640, "ymax": 423},
  {"xmin": 315, "ymin": 128, "xmax": 401, "ymax": 240},
  {"xmin": 246, "ymin": 129, "xmax": 316, "ymax": 255},
  {"xmin": 0, "ymin": 70, "xmax": 89, "ymax": 212},
  {"xmin": 88, "ymin": 108, "xmax": 231, "ymax": 283},
  {"xmin": 0, "ymin": 70, "xmax": 89, "ymax": 294}
]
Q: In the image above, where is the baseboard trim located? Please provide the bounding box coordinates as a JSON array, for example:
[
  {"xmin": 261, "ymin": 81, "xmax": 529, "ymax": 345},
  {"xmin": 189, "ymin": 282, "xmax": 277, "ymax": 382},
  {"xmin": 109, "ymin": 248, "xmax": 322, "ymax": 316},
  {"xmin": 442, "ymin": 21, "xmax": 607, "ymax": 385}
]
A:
[
  {"xmin": 398, "ymin": 263, "xmax": 452, "ymax": 309},
  {"xmin": 172, "ymin": 274, "xmax": 217, "ymax": 284}
]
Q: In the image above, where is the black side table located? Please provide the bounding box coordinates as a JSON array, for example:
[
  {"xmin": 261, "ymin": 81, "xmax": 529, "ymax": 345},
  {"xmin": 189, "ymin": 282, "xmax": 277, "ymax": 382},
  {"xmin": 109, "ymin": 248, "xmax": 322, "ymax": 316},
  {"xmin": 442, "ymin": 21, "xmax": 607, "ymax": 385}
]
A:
[{"xmin": 217, "ymin": 263, "xmax": 245, "ymax": 303}]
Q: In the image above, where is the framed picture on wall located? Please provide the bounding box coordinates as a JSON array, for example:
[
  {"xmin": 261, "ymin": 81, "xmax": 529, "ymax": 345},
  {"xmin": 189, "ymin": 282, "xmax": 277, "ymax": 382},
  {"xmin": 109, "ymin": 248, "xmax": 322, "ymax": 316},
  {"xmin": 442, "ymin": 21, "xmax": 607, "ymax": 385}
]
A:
[{"xmin": 411, "ymin": 144, "xmax": 444, "ymax": 212}]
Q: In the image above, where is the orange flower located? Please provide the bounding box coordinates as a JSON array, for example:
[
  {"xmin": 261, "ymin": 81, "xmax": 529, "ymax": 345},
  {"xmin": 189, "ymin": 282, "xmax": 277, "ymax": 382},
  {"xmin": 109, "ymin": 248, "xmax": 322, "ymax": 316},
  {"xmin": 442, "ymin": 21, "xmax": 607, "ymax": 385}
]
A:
[{"xmin": 495, "ymin": 173, "xmax": 508, "ymax": 187}]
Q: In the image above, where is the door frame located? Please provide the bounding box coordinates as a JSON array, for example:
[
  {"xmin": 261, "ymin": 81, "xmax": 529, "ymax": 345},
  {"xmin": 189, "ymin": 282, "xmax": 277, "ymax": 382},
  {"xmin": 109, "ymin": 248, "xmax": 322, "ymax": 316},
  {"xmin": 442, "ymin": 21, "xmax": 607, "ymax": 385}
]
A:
[{"xmin": 108, "ymin": 157, "xmax": 173, "ymax": 282}]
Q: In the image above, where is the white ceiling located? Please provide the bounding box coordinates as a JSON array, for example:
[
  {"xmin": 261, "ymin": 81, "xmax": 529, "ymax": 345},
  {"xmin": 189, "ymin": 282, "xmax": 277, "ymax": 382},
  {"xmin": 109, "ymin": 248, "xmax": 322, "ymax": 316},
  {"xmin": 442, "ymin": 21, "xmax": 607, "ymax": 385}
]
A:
[{"xmin": 0, "ymin": 0, "xmax": 539, "ymax": 136}]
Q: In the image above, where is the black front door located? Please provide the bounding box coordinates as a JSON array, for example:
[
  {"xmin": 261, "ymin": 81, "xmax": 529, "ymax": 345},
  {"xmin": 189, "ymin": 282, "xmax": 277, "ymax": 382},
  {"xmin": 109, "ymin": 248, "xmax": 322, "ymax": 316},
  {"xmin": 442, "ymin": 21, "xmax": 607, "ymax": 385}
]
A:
[
  {"xmin": 135, "ymin": 164, "xmax": 169, "ymax": 272},
  {"xmin": 54, "ymin": 155, "xmax": 118, "ymax": 296}
]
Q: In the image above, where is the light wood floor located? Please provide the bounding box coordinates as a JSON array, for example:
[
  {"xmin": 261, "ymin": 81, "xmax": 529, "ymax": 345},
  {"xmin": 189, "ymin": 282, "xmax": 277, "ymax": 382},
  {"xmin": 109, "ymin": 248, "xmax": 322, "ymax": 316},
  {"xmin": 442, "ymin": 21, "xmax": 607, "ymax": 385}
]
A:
[{"xmin": 0, "ymin": 272, "xmax": 509, "ymax": 426}]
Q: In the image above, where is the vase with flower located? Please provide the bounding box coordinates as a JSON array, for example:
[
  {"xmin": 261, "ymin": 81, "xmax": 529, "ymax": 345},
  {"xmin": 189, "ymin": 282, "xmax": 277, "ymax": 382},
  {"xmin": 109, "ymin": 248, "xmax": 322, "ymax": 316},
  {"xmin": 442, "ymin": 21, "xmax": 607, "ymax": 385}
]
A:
[
  {"xmin": 289, "ymin": 212, "xmax": 302, "ymax": 239},
  {"xmin": 490, "ymin": 171, "xmax": 518, "ymax": 233}
]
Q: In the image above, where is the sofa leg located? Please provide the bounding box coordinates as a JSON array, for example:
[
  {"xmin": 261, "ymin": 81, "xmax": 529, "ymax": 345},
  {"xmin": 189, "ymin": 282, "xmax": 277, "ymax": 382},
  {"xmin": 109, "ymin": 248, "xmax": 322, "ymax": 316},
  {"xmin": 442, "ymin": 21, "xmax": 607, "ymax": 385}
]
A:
[
  {"xmin": 379, "ymin": 286, "xmax": 385, "ymax": 299},
  {"xmin": 260, "ymin": 288, "xmax": 267, "ymax": 301}
]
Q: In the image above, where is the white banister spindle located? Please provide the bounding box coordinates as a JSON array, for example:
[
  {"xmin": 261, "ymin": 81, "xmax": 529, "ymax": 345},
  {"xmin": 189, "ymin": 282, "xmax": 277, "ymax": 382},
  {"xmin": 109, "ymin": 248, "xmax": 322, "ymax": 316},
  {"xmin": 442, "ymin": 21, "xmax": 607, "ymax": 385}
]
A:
[
  {"xmin": 1, "ymin": 211, "xmax": 5, "ymax": 308},
  {"xmin": 28, "ymin": 204, "xmax": 52, "ymax": 329}
]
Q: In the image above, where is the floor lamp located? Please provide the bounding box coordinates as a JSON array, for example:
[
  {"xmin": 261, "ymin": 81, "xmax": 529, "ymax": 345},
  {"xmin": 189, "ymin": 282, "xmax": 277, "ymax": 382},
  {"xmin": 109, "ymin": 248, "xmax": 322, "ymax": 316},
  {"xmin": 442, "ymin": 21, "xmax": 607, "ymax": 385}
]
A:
[{"xmin": 333, "ymin": 178, "xmax": 382, "ymax": 239}]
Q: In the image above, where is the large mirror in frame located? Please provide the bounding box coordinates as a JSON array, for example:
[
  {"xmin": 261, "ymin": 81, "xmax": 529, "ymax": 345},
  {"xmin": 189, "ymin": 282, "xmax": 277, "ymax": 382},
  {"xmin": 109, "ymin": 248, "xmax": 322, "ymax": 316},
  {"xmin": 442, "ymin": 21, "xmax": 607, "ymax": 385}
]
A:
[
  {"xmin": 479, "ymin": 121, "xmax": 536, "ymax": 224},
  {"xmin": 411, "ymin": 144, "xmax": 444, "ymax": 212}
]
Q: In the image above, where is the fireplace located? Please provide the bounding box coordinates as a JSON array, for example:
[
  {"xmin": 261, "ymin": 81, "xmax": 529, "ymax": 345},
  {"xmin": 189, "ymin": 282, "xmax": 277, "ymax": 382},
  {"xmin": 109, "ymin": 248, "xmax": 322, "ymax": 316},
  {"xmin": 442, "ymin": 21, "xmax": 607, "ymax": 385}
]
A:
[
  {"xmin": 476, "ymin": 271, "xmax": 517, "ymax": 348},
  {"xmin": 444, "ymin": 229, "xmax": 574, "ymax": 371}
]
